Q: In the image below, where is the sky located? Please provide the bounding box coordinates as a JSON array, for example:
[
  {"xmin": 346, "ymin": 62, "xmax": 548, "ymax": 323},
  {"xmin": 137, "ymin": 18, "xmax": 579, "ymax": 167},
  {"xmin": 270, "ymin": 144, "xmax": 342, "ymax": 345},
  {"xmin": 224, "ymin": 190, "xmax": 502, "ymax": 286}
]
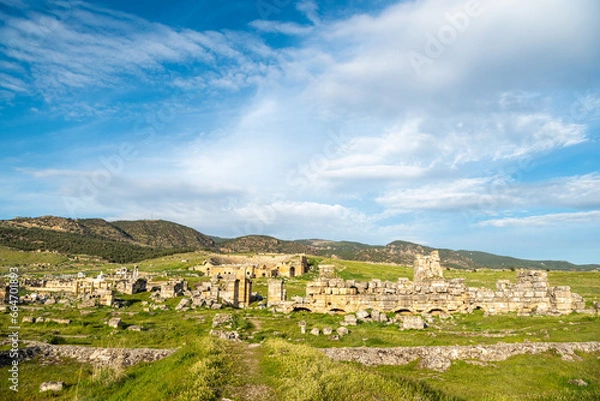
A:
[{"xmin": 0, "ymin": 0, "xmax": 599, "ymax": 264}]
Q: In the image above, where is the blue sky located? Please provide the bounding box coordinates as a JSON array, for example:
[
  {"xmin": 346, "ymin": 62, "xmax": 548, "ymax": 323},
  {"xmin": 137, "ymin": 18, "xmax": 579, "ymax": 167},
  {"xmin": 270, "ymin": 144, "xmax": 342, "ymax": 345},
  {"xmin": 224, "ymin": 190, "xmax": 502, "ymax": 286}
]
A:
[{"xmin": 1, "ymin": 0, "xmax": 599, "ymax": 264}]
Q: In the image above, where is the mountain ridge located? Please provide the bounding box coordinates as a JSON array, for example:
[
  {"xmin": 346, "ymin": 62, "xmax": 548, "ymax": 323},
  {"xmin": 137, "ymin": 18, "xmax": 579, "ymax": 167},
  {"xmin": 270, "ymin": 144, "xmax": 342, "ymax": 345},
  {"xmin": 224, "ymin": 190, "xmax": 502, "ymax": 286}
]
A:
[{"xmin": 0, "ymin": 216, "xmax": 597, "ymax": 270}]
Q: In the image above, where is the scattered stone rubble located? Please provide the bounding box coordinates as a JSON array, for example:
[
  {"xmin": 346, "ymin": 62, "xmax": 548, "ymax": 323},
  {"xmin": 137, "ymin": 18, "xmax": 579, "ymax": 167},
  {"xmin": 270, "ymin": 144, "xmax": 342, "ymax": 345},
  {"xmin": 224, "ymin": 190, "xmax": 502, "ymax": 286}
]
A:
[
  {"xmin": 321, "ymin": 341, "xmax": 600, "ymax": 372},
  {"xmin": 268, "ymin": 251, "xmax": 589, "ymax": 316},
  {"xmin": 209, "ymin": 313, "xmax": 240, "ymax": 341}
]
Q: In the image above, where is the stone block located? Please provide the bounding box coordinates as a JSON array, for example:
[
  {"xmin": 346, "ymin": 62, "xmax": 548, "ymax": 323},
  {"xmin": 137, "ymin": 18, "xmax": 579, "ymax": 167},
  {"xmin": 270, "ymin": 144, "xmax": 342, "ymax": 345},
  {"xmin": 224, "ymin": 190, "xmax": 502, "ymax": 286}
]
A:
[
  {"xmin": 336, "ymin": 327, "xmax": 349, "ymax": 336},
  {"xmin": 40, "ymin": 382, "xmax": 64, "ymax": 392}
]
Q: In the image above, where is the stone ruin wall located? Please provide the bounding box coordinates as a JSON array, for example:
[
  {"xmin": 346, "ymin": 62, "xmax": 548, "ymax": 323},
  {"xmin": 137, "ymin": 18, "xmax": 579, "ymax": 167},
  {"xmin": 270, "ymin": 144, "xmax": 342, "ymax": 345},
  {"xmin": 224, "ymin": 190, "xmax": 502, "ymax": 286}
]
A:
[
  {"xmin": 268, "ymin": 251, "xmax": 587, "ymax": 316},
  {"xmin": 195, "ymin": 254, "xmax": 308, "ymax": 279}
]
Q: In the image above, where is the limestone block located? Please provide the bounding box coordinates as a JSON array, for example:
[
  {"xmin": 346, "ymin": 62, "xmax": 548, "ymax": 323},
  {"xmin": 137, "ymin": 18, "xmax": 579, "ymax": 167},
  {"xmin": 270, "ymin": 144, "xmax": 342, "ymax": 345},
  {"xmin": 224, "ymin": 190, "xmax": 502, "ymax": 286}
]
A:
[
  {"xmin": 40, "ymin": 382, "xmax": 64, "ymax": 392},
  {"xmin": 336, "ymin": 327, "xmax": 349, "ymax": 336},
  {"xmin": 310, "ymin": 328, "xmax": 320, "ymax": 336},
  {"xmin": 356, "ymin": 310, "xmax": 370, "ymax": 320},
  {"xmin": 175, "ymin": 298, "xmax": 190, "ymax": 311},
  {"xmin": 323, "ymin": 327, "xmax": 333, "ymax": 335},
  {"xmin": 107, "ymin": 318, "xmax": 122, "ymax": 328},
  {"xmin": 400, "ymin": 316, "xmax": 426, "ymax": 330},
  {"xmin": 344, "ymin": 314, "xmax": 357, "ymax": 325}
]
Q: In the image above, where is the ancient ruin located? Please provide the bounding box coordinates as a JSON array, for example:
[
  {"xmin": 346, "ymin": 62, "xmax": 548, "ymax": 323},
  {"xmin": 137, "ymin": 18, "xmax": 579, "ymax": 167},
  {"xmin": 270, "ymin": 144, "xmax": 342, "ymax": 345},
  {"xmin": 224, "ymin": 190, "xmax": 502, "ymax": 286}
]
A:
[
  {"xmin": 268, "ymin": 251, "xmax": 587, "ymax": 316},
  {"xmin": 193, "ymin": 254, "xmax": 308, "ymax": 279},
  {"xmin": 20, "ymin": 267, "xmax": 147, "ymax": 307}
]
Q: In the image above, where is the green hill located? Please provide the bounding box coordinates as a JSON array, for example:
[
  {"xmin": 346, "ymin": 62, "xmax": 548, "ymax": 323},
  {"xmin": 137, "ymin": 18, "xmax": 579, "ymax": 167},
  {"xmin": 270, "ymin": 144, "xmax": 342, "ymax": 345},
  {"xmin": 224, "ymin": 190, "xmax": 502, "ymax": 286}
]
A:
[
  {"xmin": 0, "ymin": 216, "xmax": 215, "ymax": 263},
  {"xmin": 219, "ymin": 235, "xmax": 314, "ymax": 254},
  {"xmin": 1, "ymin": 216, "xmax": 597, "ymax": 270},
  {"xmin": 457, "ymin": 250, "xmax": 598, "ymax": 271},
  {"xmin": 111, "ymin": 219, "xmax": 216, "ymax": 249}
]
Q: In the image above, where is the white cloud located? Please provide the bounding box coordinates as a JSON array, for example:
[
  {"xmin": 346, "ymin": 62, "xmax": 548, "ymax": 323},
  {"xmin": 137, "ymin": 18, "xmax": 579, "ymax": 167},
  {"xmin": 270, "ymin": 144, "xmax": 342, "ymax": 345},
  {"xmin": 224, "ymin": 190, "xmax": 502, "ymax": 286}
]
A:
[
  {"xmin": 0, "ymin": 1, "xmax": 276, "ymax": 100},
  {"xmin": 479, "ymin": 211, "xmax": 600, "ymax": 228},
  {"xmin": 249, "ymin": 20, "xmax": 314, "ymax": 35},
  {"xmin": 378, "ymin": 173, "xmax": 600, "ymax": 214}
]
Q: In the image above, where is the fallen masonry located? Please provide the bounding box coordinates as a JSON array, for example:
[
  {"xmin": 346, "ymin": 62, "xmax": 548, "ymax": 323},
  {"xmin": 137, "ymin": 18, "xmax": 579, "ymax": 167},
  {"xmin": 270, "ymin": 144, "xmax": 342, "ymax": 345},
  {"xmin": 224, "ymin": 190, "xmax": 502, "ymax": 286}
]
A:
[{"xmin": 321, "ymin": 341, "xmax": 600, "ymax": 372}]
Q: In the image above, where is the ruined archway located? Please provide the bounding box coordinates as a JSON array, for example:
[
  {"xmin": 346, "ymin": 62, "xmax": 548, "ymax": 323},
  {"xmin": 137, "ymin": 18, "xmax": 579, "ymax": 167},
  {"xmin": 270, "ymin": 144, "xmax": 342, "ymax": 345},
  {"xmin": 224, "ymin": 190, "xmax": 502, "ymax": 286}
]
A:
[
  {"xmin": 329, "ymin": 308, "xmax": 346, "ymax": 313},
  {"xmin": 394, "ymin": 308, "xmax": 414, "ymax": 316},
  {"xmin": 293, "ymin": 307, "xmax": 313, "ymax": 313},
  {"xmin": 426, "ymin": 308, "xmax": 447, "ymax": 316}
]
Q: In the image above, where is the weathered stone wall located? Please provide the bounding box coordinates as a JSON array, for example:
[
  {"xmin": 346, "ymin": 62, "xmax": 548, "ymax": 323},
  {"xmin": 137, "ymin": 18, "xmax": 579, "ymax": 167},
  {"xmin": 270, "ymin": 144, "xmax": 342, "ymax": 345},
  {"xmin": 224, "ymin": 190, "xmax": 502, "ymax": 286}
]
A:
[
  {"xmin": 0, "ymin": 342, "xmax": 175, "ymax": 368},
  {"xmin": 321, "ymin": 341, "xmax": 600, "ymax": 372},
  {"xmin": 196, "ymin": 254, "xmax": 308, "ymax": 279},
  {"xmin": 271, "ymin": 252, "xmax": 589, "ymax": 316}
]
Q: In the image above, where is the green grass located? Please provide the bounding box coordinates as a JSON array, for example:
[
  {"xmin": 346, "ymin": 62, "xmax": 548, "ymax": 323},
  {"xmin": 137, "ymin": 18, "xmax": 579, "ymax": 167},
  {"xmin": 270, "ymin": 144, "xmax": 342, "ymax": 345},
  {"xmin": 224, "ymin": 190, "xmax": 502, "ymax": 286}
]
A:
[
  {"xmin": 1, "ymin": 251, "xmax": 598, "ymax": 400},
  {"xmin": 376, "ymin": 351, "xmax": 600, "ymax": 401},
  {"xmin": 260, "ymin": 338, "xmax": 458, "ymax": 401}
]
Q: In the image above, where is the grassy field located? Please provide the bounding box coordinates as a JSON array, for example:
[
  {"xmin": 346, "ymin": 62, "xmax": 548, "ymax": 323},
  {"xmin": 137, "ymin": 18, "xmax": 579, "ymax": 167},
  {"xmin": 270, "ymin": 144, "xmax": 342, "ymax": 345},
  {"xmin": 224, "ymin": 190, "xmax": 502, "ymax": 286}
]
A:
[{"xmin": 1, "ymin": 249, "xmax": 599, "ymax": 400}]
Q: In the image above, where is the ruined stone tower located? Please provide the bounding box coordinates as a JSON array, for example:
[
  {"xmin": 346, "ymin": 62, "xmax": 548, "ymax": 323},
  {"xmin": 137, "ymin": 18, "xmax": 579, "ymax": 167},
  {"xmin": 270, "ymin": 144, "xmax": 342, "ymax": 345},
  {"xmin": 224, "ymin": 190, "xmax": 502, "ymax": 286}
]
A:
[{"xmin": 413, "ymin": 250, "xmax": 443, "ymax": 282}]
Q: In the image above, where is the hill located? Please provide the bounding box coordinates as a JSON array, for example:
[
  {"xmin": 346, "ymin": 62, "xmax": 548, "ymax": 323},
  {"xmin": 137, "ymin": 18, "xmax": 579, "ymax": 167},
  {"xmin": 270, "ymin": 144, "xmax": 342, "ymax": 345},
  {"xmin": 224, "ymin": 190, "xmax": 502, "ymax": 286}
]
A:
[
  {"xmin": 111, "ymin": 219, "xmax": 216, "ymax": 249},
  {"xmin": 0, "ymin": 216, "xmax": 215, "ymax": 263},
  {"xmin": 294, "ymin": 239, "xmax": 479, "ymax": 269},
  {"xmin": 457, "ymin": 250, "xmax": 599, "ymax": 271},
  {"xmin": 219, "ymin": 235, "xmax": 314, "ymax": 254},
  {"xmin": 1, "ymin": 216, "xmax": 597, "ymax": 270}
]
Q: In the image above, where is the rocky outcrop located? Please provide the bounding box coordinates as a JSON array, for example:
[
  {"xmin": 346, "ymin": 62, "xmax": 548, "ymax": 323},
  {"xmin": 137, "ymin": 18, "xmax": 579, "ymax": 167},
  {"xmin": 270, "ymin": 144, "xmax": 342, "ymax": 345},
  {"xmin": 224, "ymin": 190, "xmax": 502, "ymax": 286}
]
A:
[
  {"xmin": 0, "ymin": 342, "xmax": 175, "ymax": 368},
  {"xmin": 321, "ymin": 341, "xmax": 600, "ymax": 372}
]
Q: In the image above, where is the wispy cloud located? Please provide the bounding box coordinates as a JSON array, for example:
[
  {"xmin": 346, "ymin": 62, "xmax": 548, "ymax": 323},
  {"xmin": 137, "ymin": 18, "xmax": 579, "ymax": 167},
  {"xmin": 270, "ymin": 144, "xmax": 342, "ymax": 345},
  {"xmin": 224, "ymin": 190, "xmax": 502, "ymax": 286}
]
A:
[
  {"xmin": 249, "ymin": 20, "xmax": 314, "ymax": 35},
  {"xmin": 479, "ymin": 211, "xmax": 600, "ymax": 228},
  {"xmin": 0, "ymin": 1, "xmax": 276, "ymax": 101}
]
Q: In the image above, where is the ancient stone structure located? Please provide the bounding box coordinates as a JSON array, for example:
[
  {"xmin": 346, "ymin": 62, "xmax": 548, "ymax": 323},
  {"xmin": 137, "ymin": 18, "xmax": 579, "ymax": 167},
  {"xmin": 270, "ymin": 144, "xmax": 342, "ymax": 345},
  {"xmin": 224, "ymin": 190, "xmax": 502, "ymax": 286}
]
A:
[
  {"xmin": 267, "ymin": 279, "xmax": 285, "ymax": 306},
  {"xmin": 194, "ymin": 254, "xmax": 309, "ymax": 279},
  {"xmin": 322, "ymin": 341, "xmax": 600, "ymax": 372},
  {"xmin": 114, "ymin": 267, "xmax": 147, "ymax": 295},
  {"xmin": 413, "ymin": 251, "xmax": 443, "ymax": 282},
  {"xmin": 318, "ymin": 264, "xmax": 335, "ymax": 278},
  {"xmin": 0, "ymin": 342, "xmax": 175, "ymax": 368},
  {"xmin": 193, "ymin": 277, "xmax": 252, "ymax": 308},
  {"xmin": 159, "ymin": 280, "xmax": 187, "ymax": 298},
  {"xmin": 22, "ymin": 267, "xmax": 147, "ymax": 306},
  {"xmin": 268, "ymin": 251, "xmax": 588, "ymax": 316}
]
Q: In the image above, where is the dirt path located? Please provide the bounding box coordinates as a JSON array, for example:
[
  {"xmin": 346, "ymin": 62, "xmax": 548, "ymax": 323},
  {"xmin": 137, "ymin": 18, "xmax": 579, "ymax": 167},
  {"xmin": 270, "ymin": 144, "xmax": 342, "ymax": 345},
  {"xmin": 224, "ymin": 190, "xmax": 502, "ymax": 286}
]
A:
[{"xmin": 225, "ymin": 342, "xmax": 277, "ymax": 401}]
